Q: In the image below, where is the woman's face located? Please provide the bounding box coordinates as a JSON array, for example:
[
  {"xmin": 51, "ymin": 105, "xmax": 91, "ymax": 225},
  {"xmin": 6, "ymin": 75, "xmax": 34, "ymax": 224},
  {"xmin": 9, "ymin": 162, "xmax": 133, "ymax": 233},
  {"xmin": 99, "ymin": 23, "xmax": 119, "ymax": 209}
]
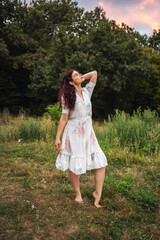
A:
[{"xmin": 70, "ymin": 70, "xmax": 85, "ymax": 86}]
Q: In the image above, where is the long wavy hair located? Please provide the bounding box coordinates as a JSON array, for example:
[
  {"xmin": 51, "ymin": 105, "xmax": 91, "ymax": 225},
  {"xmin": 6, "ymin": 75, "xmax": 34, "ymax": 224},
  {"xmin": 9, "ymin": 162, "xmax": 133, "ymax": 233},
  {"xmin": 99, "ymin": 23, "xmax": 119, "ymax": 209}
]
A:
[{"xmin": 58, "ymin": 69, "xmax": 76, "ymax": 112}]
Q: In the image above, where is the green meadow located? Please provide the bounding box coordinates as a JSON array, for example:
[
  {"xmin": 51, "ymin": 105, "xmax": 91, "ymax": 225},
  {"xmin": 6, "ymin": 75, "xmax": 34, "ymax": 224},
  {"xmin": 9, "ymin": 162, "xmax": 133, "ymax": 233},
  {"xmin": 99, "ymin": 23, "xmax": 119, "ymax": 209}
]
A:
[{"xmin": 0, "ymin": 108, "xmax": 160, "ymax": 240}]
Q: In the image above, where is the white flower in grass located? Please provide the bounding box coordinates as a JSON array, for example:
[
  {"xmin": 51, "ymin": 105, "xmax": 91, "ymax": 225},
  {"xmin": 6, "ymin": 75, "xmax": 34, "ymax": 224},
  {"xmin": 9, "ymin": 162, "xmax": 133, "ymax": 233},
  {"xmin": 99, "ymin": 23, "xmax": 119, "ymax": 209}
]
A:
[
  {"xmin": 25, "ymin": 200, "xmax": 35, "ymax": 209},
  {"xmin": 18, "ymin": 139, "xmax": 23, "ymax": 142}
]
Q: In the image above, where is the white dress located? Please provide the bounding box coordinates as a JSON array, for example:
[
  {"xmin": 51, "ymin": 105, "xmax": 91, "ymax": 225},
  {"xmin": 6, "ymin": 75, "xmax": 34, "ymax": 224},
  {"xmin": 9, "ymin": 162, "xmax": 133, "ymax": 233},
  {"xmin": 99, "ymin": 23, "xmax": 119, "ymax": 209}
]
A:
[{"xmin": 56, "ymin": 81, "xmax": 108, "ymax": 175}]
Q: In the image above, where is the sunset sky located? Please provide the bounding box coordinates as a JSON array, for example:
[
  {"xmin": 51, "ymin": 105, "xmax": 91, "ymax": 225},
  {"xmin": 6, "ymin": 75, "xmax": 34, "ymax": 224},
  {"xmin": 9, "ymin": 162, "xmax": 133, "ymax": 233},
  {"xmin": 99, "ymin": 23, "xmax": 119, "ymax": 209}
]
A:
[
  {"xmin": 24, "ymin": 0, "xmax": 160, "ymax": 36},
  {"xmin": 77, "ymin": 0, "xmax": 160, "ymax": 36}
]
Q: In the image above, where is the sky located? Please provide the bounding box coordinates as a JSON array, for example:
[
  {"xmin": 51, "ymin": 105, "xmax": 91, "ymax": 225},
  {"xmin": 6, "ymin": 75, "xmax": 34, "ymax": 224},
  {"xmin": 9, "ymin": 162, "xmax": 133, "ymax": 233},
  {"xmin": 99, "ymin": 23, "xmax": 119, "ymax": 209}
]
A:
[
  {"xmin": 76, "ymin": 0, "xmax": 160, "ymax": 36},
  {"xmin": 24, "ymin": 0, "xmax": 160, "ymax": 36}
]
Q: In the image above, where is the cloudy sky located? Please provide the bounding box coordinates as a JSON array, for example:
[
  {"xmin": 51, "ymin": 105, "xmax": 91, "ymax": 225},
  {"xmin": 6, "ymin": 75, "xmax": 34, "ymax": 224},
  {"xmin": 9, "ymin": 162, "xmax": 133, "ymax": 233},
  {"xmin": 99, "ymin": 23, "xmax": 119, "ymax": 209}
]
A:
[
  {"xmin": 77, "ymin": 0, "xmax": 160, "ymax": 36},
  {"xmin": 24, "ymin": 0, "xmax": 160, "ymax": 36}
]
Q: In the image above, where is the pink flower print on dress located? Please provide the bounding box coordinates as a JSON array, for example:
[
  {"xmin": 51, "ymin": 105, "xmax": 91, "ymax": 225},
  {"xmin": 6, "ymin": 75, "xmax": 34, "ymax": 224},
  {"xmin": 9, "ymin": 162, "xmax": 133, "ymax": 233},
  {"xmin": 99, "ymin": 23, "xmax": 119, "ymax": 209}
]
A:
[
  {"xmin": 59, "ymin": 150, "xmax": 62, "ymax": 159},
  {"xmin": 90, "ymin": 131, "xmax": 96, "ymax": 144},
  {"xmin": 76, "ymin": 125, "xmax": 85, "ymax": 137},
  {"xmin": 64, "ymin": 137, "xmax": 71, "ymax": 152}
]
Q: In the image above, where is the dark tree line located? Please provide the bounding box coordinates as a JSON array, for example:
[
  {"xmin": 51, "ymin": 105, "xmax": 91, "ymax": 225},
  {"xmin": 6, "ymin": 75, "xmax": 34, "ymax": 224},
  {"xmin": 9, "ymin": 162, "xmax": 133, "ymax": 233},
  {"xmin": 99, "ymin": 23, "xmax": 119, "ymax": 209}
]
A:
[{"xmin": 0, "ymin": 0, "xmax": 160, "ymax": 118}]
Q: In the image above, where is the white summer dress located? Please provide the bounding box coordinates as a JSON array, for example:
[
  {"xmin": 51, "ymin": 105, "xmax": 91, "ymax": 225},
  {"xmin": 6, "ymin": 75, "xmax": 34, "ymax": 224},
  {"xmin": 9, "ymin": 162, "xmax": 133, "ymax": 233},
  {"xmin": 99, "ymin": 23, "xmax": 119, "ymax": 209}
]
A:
[{"xmin": 56, "ymin": 81, "xmax": 108, "ymax": 175}]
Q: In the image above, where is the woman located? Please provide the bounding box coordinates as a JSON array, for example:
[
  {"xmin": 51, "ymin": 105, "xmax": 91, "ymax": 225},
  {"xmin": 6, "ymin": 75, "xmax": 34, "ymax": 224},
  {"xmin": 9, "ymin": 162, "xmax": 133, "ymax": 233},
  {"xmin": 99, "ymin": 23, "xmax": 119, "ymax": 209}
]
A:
[{"xmin": 54, "ymin": 69, "xmax": 108, "ymax": 208}]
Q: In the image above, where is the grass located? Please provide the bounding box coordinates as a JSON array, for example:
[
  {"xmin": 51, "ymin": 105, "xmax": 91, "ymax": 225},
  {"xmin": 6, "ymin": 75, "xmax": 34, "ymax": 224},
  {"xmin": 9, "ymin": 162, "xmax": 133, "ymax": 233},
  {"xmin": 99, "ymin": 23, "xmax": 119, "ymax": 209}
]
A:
[{"xmin": 0, "ymin": 109, "xmax": 160, "ymax": 239}]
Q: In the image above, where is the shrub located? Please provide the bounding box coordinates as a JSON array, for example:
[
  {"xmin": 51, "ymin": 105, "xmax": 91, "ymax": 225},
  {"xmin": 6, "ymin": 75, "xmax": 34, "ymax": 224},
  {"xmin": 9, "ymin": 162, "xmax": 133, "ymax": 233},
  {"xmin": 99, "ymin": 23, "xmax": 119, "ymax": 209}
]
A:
[{"xmin": 44, "ymin": 102, "xmax": 61, "ymax": 121}]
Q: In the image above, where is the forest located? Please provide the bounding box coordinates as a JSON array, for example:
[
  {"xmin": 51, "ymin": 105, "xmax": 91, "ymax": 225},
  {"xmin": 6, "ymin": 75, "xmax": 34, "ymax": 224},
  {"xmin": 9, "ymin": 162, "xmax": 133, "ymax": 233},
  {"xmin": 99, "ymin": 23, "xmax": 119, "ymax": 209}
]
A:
[{"xmin": 0, "ymin": 0, "xmax": 160, "ymax": 118}]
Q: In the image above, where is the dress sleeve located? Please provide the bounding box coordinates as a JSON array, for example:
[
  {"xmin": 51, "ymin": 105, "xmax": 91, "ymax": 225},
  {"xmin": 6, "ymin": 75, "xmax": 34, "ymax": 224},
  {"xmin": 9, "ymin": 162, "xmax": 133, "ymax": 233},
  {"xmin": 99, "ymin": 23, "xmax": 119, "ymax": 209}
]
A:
[
  {"xmin": 84, "ymin": 81, "xmax": 96, "ymax": 99},
  {"xmin": 61, "ymin": 95, "xmax": 69, "ymax": 114}
]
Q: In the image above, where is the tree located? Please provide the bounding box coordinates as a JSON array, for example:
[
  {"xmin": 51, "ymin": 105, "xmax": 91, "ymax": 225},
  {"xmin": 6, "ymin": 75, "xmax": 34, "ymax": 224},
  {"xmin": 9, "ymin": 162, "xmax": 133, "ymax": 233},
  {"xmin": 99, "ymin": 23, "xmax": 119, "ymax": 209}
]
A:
[{"xmin": 0, "ymin": 1, "xmax": 159, "ymax": 117}]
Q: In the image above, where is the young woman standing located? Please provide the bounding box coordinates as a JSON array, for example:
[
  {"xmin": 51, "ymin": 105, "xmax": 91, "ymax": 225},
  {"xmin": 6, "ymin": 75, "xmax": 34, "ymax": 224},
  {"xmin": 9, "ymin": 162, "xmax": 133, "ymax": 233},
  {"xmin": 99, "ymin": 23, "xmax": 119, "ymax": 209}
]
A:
[{"xmin": 55, "ymin": 69, "xmax": 108, "ymax": 208}]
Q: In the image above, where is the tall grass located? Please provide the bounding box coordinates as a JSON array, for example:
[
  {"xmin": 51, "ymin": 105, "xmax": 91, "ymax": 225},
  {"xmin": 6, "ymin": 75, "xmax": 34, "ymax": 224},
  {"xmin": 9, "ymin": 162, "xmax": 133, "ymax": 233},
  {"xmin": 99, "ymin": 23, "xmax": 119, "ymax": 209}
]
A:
[
  {"xmin": 0, "ymin": 107, "xmax": 160, "ymax": 154},
  {"xmin": 0, "ymin": 108, "xmax": 57, "ymax": 143},
  {"xmin": 94, "ymin": 107, "xmax": 160, "ymax": 154}
]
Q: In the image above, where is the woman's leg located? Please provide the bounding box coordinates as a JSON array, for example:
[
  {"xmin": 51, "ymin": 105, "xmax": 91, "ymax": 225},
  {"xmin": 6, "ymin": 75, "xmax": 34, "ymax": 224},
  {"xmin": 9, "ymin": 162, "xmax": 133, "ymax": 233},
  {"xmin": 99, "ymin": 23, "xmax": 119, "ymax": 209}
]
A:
[
  {"xmin": 92, "ymin": 166, "xmax": 106, "ymax": 208},
  {"xmin": 69, "ymin": 170, "xmax": 83, "ymax": 202}
]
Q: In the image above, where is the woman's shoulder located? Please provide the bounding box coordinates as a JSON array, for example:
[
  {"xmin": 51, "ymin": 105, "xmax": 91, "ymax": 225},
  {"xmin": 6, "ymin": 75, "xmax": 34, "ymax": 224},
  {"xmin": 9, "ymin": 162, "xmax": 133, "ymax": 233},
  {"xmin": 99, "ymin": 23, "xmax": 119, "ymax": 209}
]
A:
[
  {"xmin": 83, "ymin": 81, "xmax": 96, "ymax": 99},
  {"xmin": 85, "ymin": 81, "xmax": 96, "ymax": 87},
  {"xmin": 82, "ymin": 87, "xmax": 87, "ymax": 92}
]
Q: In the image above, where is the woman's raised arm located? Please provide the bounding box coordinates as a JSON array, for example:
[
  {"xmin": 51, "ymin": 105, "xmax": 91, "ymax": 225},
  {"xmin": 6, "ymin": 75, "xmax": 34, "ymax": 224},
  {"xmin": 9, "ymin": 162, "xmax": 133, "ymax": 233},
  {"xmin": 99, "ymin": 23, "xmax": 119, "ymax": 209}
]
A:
[{"xmin": 82, "ymin": 71, "xmax": 97, "ymax": 84}]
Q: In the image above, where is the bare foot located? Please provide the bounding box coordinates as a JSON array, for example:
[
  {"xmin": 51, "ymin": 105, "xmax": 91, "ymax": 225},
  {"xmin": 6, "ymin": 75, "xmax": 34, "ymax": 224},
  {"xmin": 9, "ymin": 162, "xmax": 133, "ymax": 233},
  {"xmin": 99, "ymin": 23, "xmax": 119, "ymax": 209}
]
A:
[
  {"xmin": 92, "ymin": 191, "xmax": 102, "ymax": 208},
  {"xmin": 75, "ymin": 194, "xmax": 84, "ymax": 203}
]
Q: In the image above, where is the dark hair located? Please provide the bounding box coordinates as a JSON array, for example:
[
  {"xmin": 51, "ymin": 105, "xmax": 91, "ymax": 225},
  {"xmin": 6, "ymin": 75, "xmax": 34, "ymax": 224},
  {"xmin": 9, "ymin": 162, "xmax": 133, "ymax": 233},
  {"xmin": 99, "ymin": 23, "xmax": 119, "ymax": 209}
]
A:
[{"xmin": 58, "ymin": 69, "xmax": 76, "ymax": 112}]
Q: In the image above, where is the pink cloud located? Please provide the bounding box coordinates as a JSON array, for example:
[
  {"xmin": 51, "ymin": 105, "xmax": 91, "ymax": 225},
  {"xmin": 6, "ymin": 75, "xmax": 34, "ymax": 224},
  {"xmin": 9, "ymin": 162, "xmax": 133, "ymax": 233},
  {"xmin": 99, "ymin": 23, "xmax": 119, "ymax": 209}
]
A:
[{"xmin": 98, "ymin": 0, "xmax": 160, "ymax": 35}]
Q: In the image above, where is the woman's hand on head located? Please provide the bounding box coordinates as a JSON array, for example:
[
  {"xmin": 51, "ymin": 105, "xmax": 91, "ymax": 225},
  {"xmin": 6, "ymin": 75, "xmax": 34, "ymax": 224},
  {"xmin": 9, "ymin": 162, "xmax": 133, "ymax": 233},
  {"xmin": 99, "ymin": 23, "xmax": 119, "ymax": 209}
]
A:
[{"xmin": 55, "ymin": 138, "xmax": 61, "ymax": 151}]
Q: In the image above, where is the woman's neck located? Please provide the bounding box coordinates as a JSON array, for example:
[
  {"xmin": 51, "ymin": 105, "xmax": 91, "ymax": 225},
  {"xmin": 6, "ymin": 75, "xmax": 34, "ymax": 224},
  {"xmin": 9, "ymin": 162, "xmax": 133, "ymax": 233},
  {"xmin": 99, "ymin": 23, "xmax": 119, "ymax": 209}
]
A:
[{"xmin": 75, "ymin": 85, "xmax": 82, "ymax": 94}]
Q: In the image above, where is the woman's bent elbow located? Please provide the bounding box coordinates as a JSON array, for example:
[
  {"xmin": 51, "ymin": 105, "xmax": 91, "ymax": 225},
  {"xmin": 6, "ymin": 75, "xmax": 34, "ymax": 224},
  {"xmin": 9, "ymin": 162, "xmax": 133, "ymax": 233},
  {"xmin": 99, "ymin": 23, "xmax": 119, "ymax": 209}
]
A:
[{"xmin": 94, "ymin": 70, "xmax": 97, "ymax": 76}]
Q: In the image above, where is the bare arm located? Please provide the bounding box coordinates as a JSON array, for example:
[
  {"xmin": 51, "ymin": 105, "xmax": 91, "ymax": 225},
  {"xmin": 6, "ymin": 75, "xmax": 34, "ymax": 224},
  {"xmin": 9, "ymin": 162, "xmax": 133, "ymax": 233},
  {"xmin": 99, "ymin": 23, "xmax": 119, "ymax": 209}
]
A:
[
  {"xmin": 82, "ymin": 70, "xmax": 97, "ymax": 84},
  {"xmin": 55, "ymin": 113, "xmax": 68, "ymax": 151}
]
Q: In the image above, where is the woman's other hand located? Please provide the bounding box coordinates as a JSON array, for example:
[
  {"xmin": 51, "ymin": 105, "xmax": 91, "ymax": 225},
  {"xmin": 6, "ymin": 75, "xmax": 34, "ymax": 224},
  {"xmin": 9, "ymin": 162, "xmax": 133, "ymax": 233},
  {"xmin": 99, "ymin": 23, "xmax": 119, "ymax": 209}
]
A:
[{"xmin": 55, "ymin": 138, "xmax": 61, "ymax": 151}]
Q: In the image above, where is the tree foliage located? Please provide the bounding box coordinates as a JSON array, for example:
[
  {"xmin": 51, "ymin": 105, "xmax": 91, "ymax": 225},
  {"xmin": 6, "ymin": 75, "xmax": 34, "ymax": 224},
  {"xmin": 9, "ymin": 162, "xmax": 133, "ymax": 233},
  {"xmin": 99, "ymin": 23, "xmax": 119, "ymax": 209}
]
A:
[{"xmin": 0, "ymin": 0, "xmax": 159, "ymax": 117}]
